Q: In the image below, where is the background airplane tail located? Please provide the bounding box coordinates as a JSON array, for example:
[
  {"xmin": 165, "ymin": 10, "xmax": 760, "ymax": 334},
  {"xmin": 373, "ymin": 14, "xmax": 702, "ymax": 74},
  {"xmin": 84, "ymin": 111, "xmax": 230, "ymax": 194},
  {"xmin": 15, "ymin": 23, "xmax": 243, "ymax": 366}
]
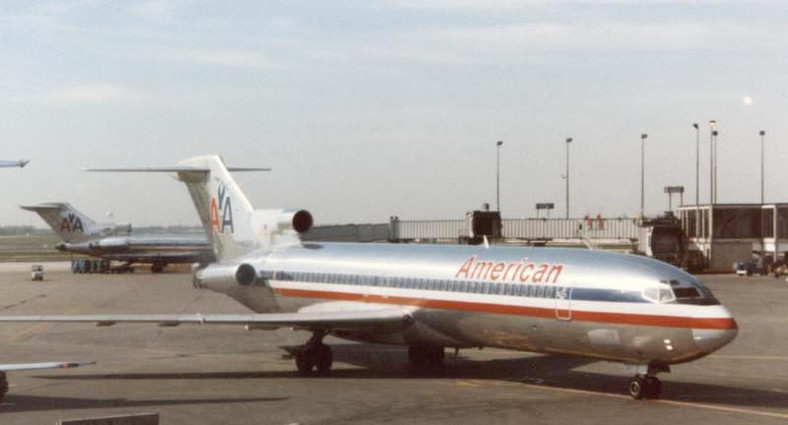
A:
[{"xmin": 20, "ymin": 203, "xmax": 99, "ymax": 242}]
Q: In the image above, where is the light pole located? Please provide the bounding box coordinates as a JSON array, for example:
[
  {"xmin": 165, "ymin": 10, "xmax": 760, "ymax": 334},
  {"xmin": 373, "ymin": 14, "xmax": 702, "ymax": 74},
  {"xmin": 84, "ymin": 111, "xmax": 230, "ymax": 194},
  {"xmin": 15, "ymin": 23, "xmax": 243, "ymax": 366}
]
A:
[
  {"xmin": 713, "ymin": 129, "xmax": 719, "ymax": 203},
  {"xmin": 693, "ymin": 123, "xmax": 699, "ymax": 206},
  {"xmin": 640, "ymin": 133, "xmax": 648, "ymax": 220},
  {"xmin": 761, "ymin": 130, "xmax": 766, "ymax": 204},
  {"xmin": 709, "ymin": 120, "xmax": 716, "ymax": 204},
  {"xmin": 565, "ymin": 137, "xmax": 572, "ymax": 219},
  {"xmin": 496, "ymin": 140, "xmax": 503, "ymax": 212},
  {"xmin": 693, "ymin": 123, "xmax": 700, "ymax": 238}
]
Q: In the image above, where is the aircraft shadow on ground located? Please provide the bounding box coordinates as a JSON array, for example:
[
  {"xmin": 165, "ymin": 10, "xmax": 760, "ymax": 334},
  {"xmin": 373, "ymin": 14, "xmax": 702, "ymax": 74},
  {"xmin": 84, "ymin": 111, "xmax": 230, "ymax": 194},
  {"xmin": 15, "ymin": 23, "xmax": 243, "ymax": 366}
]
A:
[{"xmin": 36, "ymin": 343, "xmax": 788, "ymax": 410}]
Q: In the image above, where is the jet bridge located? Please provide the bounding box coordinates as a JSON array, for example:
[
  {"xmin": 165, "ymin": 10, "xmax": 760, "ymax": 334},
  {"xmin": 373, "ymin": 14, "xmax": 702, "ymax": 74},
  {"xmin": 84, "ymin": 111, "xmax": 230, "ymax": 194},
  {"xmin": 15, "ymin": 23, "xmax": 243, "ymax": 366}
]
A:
[{"xmin": 678, "ymin": 203, "xmax": 788, "ymax": 272}]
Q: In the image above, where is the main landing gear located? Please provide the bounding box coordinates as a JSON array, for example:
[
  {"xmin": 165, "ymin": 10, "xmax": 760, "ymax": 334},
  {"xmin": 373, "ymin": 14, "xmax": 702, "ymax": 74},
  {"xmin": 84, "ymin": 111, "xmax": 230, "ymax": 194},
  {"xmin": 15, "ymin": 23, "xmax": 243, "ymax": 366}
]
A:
[
  {"xmin": 0, "ymin": 372, "xmax": 7, "ymax": 402},
  {"xmin": 628, "ymin": 363, "xmax": 668, "ymax": 399},
  {"xmin": 294, "ymin": 331, "xmax": 333, "ymax": 375},
  {"xmin": 408, "ymin": 346, "xmax": 445, "ymax": 373}
]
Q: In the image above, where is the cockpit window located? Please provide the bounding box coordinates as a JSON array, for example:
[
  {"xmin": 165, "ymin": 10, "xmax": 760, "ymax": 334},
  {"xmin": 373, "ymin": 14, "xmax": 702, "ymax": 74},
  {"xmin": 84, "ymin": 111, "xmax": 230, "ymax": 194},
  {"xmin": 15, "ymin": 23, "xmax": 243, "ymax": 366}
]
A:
[
  {"xmin": 672, "ymin": 277, "xmax": 720, "ymax": 305},
  {"xmin": 642, "ymin": 283, "xmax": 676, "ymax": 304},
  {"xmin": 674, "ymin": 287, "xmax": 701, "ymax": 299},
  {"xmin": 645, "ymin": 275, "xmax": 720, "ymax": 304}
]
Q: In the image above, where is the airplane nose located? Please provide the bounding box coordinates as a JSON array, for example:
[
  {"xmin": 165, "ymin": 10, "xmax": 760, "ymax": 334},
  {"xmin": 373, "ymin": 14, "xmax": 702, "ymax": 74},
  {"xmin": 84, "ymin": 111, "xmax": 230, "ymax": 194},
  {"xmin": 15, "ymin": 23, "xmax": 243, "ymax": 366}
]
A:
[{"xmin": 692, "ymin": 307, "xmax": 738, "ymax": 354}]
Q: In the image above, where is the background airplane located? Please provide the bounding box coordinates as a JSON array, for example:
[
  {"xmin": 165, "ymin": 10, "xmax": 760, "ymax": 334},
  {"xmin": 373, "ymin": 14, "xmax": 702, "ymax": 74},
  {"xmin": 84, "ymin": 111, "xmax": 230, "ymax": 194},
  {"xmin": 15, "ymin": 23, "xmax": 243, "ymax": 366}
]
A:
[
  {"xmin": 0, "ymin": 155, "xmax": 737, "ymax": 400},
  {"xmin": 0, "ymin": 361, "xmax": 94, "ymax": 402},
  {"xmin": 0, "ymin": 160, "xmax": 29, "ymax": 168},
  {"xmin": 21, "ymin": 202, "xmax": 214, "ymax": 272}
]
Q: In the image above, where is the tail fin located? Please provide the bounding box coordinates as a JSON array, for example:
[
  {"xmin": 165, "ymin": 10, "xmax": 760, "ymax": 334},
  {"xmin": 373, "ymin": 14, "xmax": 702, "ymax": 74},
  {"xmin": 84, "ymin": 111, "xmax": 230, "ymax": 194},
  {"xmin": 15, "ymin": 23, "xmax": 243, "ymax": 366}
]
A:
[
  {"xmin": 177, "ymin": 155, "xmax": 259, "ymax": 260},
  {"xmin": 83, "ymin": 155, "xmax": 311, "ymax": 261},
  {"xmin": 20, "ymin": 203, "xmax": 101, "ymax": 242}
]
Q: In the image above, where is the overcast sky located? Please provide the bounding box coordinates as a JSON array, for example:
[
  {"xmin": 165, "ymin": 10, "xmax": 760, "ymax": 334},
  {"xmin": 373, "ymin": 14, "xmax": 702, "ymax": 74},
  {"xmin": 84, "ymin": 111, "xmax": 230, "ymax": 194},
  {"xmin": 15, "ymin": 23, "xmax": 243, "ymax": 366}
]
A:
[{"xmin": 2, "ymin": 1, "xmax": 788, "ymax": 227}]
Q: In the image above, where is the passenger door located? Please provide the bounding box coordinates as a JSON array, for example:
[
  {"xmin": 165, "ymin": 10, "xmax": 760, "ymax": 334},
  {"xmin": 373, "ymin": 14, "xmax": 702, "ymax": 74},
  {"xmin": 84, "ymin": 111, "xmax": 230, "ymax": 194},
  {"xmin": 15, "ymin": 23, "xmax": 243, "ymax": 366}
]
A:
[{"xmin": 554, "ymin": 286, "xmax": 572, "ymax": 321}]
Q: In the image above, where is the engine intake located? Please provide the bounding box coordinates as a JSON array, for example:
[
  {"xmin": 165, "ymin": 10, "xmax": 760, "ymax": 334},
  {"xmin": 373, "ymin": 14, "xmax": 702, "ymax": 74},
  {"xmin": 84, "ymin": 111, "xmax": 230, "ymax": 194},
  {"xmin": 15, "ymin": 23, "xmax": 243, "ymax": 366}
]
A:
[
  {"xmin": 235, "ymin": 263, "xmax": 257, "ymax": 286},
  {"xmin": 277, "ymin": 210, "xmax": 313, "ymax": 234}
]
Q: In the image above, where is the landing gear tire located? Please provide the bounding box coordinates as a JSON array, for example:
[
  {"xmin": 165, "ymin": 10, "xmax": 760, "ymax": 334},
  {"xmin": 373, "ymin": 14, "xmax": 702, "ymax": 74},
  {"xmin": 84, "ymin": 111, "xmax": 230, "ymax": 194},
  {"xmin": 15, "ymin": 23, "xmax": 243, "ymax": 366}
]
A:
[
  {"xmin": 294, "ymin": 341, "xmax": 333, "ymax": 375},
  {"xmin": 629, "ymin": 375, "xmax": 662, "ymax": 400},
  {"xmin": 295, "ymin": 349, "xmax": 317, "ymax": 375},
  {"xmin": 315, "ymin": 344, "xmax": 333, "ymax": 374},
  {"xmin": 0, "ymin": 372, "xmax": 7, "ymax": 402},
  {"xmin": 644, "ymin": 376, "xmax": 662, "ymax": 399},
  {"xmin": 629, "ymin": 376, "xmax": 646, "ymax": 399}
]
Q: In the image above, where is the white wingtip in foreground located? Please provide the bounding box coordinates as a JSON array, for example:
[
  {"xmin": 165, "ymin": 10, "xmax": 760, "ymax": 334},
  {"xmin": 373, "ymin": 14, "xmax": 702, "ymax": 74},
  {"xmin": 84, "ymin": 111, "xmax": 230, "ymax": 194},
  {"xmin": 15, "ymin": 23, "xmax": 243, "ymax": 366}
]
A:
[
  {"xmin": 0, "ymin": 154, "xmax": 737, "ymax": 400},
  {"xmin": 0, "ymin": 361, "xmax": 94, "ymax": 401}
]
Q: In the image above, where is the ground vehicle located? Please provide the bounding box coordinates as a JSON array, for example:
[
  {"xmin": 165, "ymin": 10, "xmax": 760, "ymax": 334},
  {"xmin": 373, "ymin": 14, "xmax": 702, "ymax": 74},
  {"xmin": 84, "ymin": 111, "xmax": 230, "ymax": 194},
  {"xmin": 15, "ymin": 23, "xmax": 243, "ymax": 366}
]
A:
[
  {"xmin": 733, "ymin": 261, "xmax": 764, "ymax": 276},
  {"xmin": 30, "ymin": 265, "xmax": 43, "ymax": 281}
]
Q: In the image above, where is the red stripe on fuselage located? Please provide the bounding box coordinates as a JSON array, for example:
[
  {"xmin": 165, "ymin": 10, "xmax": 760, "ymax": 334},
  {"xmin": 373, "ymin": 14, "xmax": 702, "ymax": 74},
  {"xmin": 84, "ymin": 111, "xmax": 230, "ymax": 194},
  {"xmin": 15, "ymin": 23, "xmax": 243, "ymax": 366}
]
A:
[{"xmin": 272, "ymin": 287, "xmax": 737, "ymax": 331}]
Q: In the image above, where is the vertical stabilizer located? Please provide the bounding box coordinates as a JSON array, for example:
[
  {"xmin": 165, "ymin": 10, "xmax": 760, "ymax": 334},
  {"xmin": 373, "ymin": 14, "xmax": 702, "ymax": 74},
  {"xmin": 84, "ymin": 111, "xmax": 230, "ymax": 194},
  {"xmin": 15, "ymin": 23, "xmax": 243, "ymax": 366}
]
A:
[
  {"xmin": 20, "ymin": 203, "xmax": 100, "ymax": 242},
  {"xmin": 175, "ymin": 155, "xmax": 260, "ymax": 260}
]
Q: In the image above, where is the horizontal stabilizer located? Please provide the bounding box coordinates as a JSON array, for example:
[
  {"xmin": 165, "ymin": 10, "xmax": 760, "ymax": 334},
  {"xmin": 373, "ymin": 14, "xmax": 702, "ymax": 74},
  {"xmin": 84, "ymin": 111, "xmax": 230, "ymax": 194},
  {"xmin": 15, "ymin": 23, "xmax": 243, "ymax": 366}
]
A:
[
  {"xmin": 20, "ymin": 203, "xmax": 65, "ymax": 212},
  {"xmin": 82, "ymin": 166, "xmax": 270, "ymax": 172}
]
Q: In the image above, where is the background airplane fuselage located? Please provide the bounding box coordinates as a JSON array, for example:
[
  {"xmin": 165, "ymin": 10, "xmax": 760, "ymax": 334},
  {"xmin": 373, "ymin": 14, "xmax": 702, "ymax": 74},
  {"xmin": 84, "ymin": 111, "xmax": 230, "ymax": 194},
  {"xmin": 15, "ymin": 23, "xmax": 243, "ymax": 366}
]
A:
[{"xmin": 201, "ymin": 242, "xmax": 737, "ymax": 366}]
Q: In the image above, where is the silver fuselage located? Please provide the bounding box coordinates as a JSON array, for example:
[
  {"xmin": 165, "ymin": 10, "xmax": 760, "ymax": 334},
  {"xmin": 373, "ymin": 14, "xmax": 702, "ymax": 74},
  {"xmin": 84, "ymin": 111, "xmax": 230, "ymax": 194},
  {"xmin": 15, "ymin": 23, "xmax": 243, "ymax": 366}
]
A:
[
  {"xmin": 201, "ymin": 242, "xmax": 737, "ymax": 366},
  {"xmin": 57, "ymin": 235, "xmax": 214, "ymax": 265}
]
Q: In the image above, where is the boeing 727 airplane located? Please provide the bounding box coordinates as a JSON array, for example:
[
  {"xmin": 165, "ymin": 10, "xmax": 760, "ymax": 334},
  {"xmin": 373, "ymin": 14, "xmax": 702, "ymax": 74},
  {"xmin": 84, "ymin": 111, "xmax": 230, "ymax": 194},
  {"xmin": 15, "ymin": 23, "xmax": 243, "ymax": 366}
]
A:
[
  {"xmin": 0, "ymin": 155, "xmax": 737, "ymax": 399},
  {"xmin": 21, "ymin": 202, "xmax": 214, "ymax": 272}
]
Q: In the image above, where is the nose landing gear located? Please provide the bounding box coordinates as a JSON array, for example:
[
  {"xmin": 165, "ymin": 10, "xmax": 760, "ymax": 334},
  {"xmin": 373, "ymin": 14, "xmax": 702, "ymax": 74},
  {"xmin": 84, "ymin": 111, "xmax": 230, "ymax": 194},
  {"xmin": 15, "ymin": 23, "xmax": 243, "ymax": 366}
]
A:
[
  {"xmin": 628, "ymin": 362, "xmax": 668, "ymax": 399},
  {"xmin": 629, "ymin": 375, "xmax": 662, "ymax": 399}
]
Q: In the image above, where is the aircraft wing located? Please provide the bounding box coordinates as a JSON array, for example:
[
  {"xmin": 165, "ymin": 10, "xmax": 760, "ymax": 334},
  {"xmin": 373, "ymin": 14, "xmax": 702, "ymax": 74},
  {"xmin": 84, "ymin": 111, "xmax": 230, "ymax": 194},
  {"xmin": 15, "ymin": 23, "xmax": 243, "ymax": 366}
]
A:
[
  {"xmin": 0, "ymin": 308, "xmax": 412, "ymax": 332},
  {"xmin": 0, "ymin": 361, "xmax": 94, "ymax": 372}
]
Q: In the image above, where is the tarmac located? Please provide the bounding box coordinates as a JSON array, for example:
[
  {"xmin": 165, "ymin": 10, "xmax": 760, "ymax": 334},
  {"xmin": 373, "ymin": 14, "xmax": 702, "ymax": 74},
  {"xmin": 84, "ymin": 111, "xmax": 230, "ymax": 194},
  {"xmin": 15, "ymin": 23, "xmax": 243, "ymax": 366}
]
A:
[{"xmin": 0, "ymin": 263, "xmax": 787, "ymax": 424}]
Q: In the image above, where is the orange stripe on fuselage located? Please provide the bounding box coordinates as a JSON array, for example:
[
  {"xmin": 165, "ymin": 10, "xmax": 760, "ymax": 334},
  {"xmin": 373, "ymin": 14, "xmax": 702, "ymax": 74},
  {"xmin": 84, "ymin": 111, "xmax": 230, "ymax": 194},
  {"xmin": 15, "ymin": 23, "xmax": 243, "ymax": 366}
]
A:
[{"xmin": 272, "ymin": 287, "xmax": 737, "ymax": 331}]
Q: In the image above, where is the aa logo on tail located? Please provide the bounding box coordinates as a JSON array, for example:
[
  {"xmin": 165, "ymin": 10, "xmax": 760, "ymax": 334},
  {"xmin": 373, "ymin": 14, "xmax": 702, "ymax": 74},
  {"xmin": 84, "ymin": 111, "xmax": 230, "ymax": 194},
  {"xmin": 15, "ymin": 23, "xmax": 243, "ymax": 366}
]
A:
[
  {"xmin": 59, "ymin": 213, "xmax": 84, "ymax": 234},
  {"xmin": 210, "ymin": 181, "xmax": 234, "ymax": 234}
]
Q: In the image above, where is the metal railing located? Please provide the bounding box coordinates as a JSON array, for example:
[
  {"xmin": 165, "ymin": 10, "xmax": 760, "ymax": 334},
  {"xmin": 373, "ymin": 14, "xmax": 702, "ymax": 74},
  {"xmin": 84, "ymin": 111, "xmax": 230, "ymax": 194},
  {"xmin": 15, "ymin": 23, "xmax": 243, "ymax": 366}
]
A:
[{"xmin": 306, "ymin": 218, "xmax": 639, "ymax": 243}]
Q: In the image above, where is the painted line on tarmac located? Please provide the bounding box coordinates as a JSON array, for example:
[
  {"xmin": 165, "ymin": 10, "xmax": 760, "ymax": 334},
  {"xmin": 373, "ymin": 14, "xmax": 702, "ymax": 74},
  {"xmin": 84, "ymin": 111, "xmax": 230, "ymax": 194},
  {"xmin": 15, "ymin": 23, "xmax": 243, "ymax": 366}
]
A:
[
  {"xmin": 5, "ymin": 305, "xmax": 92, "ymax": 343},
  {"xmin": 710, "ymin": 355, "xmax": 788, "ymax": 361},
  {"xmin": 477, "ymin": 379, "xmax": 788, "ymax": 420},
  {"xmin": 456, "ymin": 380, "xmax": 482, "ymax": 388},
  {"xmin": 656, "ymin": 399, "xmax": 788, "ymax": 420}
]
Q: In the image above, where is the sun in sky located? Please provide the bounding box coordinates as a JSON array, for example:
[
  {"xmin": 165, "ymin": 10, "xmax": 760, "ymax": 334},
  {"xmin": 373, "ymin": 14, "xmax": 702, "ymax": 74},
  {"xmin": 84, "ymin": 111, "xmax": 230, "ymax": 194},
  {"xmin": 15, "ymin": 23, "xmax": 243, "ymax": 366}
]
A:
[{"xmin": 743, "ymin": 95, "xmax": 754, "ymax": 106}]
